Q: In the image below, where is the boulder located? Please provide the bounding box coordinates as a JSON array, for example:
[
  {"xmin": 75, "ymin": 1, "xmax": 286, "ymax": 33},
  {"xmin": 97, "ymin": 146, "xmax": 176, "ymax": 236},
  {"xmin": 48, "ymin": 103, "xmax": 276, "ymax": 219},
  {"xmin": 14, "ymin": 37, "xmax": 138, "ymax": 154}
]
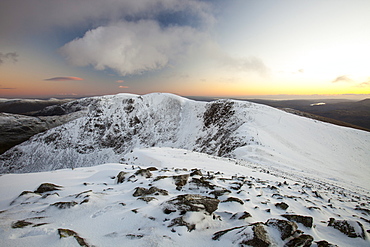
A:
[
  {"xmin": 266, "ymin": 218, "xmax": 297, "ymax": 240},
  {"xmin": 285, "ymin": 234, "xmax": 314, "ymax": 247},
  {"xmin": 162, "ymin": 194, "xmax": 219, "ymax": 215},
  {"xmin": 221, "ymin": 197, "xmax": 244, "ymax": 205},
  {"xmin": 34, "ymin": 183, "xmax": 62, "ymax": 193},
  {"xmin": 241, "ymin": 223, "xmax": 271, "ymax": 247},
  {"xmin": 168, "ymin": 216, "xmax": 196, "ymax": 232},
  {"xmin": 116, "ymin": 171, "xmax": 128, "ymax": 184},
  {"xmin": 58, "ymin": 228, "xmax": 90, "ymax": 247},
  {"xmin": 50, "ymin": 201, "xmax": 78, "ymax": 209},
  {"xmin": 190, "ymin": 169, "xmax": 203, "ymax": 176},
  {"xmin": 315, "ymin": 240, "xmax": 338, "ymax": 247},
  {"xmin": 173, "ymin": 174, "xmax": 190, "ymax": 190},
  {"xmin": 134, "ymin": 168, "xmax": 152, "ymax": 178},
  {"xmin": 275, "ymin": 202, "xmax": 289, "ymax": 210},
  {"xmin": 282, "ymin": 214, "xmax": 313, "ymax": 228},
  {"xmin": 132, "ymin": 187, "xmax": 168, "ymax": 197},
  {"xmin": 328, "ymin": 218, "xmax": 365, "ymax": 239}
]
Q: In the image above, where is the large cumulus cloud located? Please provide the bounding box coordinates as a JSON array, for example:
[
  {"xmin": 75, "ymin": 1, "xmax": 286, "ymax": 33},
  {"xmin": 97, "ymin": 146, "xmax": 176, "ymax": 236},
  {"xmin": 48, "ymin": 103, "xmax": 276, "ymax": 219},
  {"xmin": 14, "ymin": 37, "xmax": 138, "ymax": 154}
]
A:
[{"xmin": 60, "ymin": 20, "xmax": 209, "ymax": 76}]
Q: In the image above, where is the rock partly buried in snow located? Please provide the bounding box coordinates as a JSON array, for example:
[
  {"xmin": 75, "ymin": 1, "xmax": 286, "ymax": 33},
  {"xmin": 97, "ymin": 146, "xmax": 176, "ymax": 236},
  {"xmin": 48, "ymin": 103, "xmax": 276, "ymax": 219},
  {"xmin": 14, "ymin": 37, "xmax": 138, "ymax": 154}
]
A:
[
  {"xmin": 162, "ymin": 194, "xmax": 220, "ymax": 215},
  {"xmin": 132, "ymin": 187, "xmax": 168, "ymax": 197},
  {"xmin": 168, "ymin": 216, "xmax": 196, "ymax": 232},
  {"xmin": 242, "ymin": 222, "xmax": 271, "ymax": 247},
  {"xmin": 11, "ymin": 220, "xmax": 33, "ymax": 228},
  {"xmin": 230, "ymin": 211, "xmax": 252, "ymax": 220},
  {"xmin": 285, "ymin": 234, "xmax": 314, "ymax": 247},
  {"xmin": 116, "ymin": 171, "xmax": 128, "ymax": 184},
  {"xmin": 134, "ymin": 168, "xmax": 153, "ymax": 178},
  {"xmin": 282, "ymin": 214, "xmax": 313, "ymax": 228},
  {"xmin": 221, "ymin": 196, "xmax": 244, "ymax": 205},
  {"xmin": 173, "ymin": 174, "xmax": 190, "ymax": 190},
  {"xmin": 266, "ymin": 218, "xmax": 298, "ymax": 240},
  {"xmin": 51, "ymin": 201, "xmax": 78, "ymax": 209},
  {"xmin": 328, "ymin": 218, "xmax": 366, "ymax": 239},
  {"xmin": 34, "ymin": 183, "xmax": 63, "ymax": 193},
  {"xmin": 275, "ymin": 202, "xmax": 289, "ymax": 210},
  {"xmin": 58, "ymin": 228, "xmax": 90, "ymax": 247},
  {"xmin": 208, "ymin": 188, "xmax": 231, "ymax": 198},
  {"xmin": 315, "ymin": 240, "xmax": 339, "ymax": 247},
  {"xmin": 213, "ymin": 223, "xmax": 271, "ymax": 247}
]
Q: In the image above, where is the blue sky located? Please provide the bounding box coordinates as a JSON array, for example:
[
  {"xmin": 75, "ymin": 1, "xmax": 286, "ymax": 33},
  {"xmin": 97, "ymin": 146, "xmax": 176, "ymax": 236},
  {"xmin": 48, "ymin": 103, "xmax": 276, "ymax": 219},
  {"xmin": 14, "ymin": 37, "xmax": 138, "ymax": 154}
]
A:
[{"xmin": 0, "ymin": 0, "xmax": 369, "ymax": 99}]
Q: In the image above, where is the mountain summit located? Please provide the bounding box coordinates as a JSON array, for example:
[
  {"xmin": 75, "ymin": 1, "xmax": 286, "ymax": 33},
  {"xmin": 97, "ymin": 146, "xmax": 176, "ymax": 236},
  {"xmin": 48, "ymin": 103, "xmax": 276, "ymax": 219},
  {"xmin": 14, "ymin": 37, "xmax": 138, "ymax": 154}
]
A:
[{"xmin": 0, "ymin": 93, "xmax": 369, "ymax": 191}]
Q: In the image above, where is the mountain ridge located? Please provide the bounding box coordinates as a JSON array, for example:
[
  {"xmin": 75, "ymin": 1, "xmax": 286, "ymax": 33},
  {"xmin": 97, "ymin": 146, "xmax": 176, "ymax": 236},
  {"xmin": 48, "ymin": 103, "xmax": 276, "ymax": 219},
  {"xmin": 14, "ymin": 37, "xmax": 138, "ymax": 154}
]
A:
[{"xmin": 0, "ymin": 93, "xmax": 369, "ymax": 192}]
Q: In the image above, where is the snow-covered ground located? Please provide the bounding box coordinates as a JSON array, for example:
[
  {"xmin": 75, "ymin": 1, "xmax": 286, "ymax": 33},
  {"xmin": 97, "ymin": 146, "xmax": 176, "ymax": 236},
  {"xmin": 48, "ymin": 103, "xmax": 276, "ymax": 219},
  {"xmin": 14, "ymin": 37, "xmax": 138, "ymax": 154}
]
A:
[
  {"xmin": 0, "ymin": 93, "xmax": 369, "ymax": 246},
  {"xmin": 0, "ymin": 148, "xmax": 369, "ymax": 246}
]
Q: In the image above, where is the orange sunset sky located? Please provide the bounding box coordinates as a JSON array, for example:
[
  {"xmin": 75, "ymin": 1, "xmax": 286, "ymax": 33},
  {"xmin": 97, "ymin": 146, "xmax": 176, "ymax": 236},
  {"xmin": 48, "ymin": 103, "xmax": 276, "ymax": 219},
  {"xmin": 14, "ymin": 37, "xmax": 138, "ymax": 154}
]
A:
[{"xmin": 1, "ymin": 0, "xmax": 369, "ymax": 99}]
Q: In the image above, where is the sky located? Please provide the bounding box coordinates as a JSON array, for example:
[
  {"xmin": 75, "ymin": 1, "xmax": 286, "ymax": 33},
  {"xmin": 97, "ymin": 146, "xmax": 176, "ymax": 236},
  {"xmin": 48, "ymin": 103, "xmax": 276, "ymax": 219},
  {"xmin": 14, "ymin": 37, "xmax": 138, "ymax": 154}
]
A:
[{"xmin": 0, "ymin": 0, "xmax": 370, "ymax": 99}]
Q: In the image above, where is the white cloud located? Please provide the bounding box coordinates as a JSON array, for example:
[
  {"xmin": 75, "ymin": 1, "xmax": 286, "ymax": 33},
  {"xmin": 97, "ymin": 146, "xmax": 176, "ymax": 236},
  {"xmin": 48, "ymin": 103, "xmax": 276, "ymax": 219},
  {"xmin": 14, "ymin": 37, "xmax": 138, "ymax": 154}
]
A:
[
  {"xmin": 332, "ymin": 75, "xmax": 353, "ymax": 83},
  {"xmin": 60, "ymin": 20, "xmax": 208, "ymax": 76}
]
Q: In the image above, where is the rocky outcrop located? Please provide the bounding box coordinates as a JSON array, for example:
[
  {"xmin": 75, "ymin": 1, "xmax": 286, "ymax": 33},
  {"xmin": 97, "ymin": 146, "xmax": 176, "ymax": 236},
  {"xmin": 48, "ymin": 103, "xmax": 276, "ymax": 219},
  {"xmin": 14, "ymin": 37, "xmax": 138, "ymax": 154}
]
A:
[
  {"xmin": 285, "ymin": 234, "xmax": 314, "ymax": 247},
  {"xmin": 58, "ymin": 228, "xmax": 90, "ymax": 247},
  {"xmin": 266, "ymin": 218, "xmax": 298, "ymax": 240},
  {"xmin": 132, "ymin": 187, "xmax": 168, "ymax": 197},
  {"xmin": 282, "ymin": 214, "xmax": 313, "ymax": 228},
  {"xmin": 162, "ymin": 194, "xmax": 220, "ymax": 215},
  {"xmin": 34, "ymin": 183, "xmax": 63, "ymax": 193},
  {"xmin": 328, "ymin": 218, "xmax": 366, "ymax": 239}
]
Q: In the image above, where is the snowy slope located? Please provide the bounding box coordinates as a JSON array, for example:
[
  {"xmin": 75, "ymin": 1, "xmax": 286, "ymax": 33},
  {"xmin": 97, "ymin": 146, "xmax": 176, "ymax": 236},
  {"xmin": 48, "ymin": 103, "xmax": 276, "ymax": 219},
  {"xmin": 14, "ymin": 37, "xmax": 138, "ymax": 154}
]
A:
[
  {"xmin": 0, "ymin": 148, "xmax": 368, "ymax": 247},
  {"xmin": 0, "ymin": 93, "xmax": 369, "ymax": 193}
]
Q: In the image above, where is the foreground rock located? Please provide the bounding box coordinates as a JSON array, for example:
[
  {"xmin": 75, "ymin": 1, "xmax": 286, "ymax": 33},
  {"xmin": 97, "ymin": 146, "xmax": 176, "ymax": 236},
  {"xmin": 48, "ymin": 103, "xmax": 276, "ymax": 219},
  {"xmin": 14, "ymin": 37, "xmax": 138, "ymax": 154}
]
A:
[
  {"xmin": 328, "ymin": 218, "xmax": 366, "ymax": 239},
  {"xmin": 162, "ymin": 194, "xmax": 220, "ymax": 215}
]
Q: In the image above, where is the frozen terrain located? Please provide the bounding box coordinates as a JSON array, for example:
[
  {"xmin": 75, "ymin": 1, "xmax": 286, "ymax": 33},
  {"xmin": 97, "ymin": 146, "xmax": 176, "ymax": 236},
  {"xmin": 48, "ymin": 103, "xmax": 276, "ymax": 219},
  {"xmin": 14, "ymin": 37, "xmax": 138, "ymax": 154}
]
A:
[
  {"xmin": 0, "ymin": 93, "xmax": 369, "ymax": 192},
  {"xmin": 0, "ymin": 93, "xmax": 369, "ymax": 246},
  {"xmin": 0, "ymin": 148, "xmax": 369, "ymax": 246}
]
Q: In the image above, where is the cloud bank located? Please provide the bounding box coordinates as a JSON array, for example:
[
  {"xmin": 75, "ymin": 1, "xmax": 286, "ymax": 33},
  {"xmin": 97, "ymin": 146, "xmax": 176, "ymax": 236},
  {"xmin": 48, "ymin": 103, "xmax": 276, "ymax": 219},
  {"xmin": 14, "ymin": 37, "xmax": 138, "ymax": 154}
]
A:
[
  {"xmin": 60, "ymin": 20, "xmax": 208, "ymax": 76},
  {"xmin": 45, "ymin": 77, "xmax": 84, "ymax": 81}
]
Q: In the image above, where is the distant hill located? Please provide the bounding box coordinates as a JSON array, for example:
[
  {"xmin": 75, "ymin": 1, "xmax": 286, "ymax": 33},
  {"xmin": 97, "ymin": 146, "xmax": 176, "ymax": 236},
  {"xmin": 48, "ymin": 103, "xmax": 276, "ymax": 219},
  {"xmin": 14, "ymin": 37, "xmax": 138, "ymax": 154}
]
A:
[{"xmin": 239, "ymin": 98, "xmax": 370, "ymax": 131}]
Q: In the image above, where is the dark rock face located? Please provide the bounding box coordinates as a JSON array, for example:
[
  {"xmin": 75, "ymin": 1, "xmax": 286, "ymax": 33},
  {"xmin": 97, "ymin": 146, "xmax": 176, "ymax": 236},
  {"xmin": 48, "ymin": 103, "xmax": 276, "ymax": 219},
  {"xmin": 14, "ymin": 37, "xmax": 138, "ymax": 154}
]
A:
[
  {"xmin": 190, "ymin": 169, "xmax": 202, "ymax": 176},
  {"xmin": 275, "ymin": 202, "xmax": 289, "ymax": 210},
  {"xmin": 162, "ymin": 194, "xmax": 220, "ymax": 215},
  {"xmin": 51, "ymin": 201, "xmax": 78, "ymax": 209},
  {"xmin": 116, "ymin": 171, "xmax": 127, "ymax": 184},
  {"xmin": 58, "ymin": 228, "xmax": 90, "ymax": 247},
  {"xmin": 221, "ymin": 197, "xmax": 244, "ymax": 205},
  {"xmin": 285, "ymin": 234, "xmax": 314, "ymax": 247},
  {"xmin": 11, "ymin": 220, "xmax": 33, "ymax": 228},
  {"xmin": 134, "ymin": 168, "xmax": 153, "ymax": 178},
  {"xmin": 230, "ymin": 211, "xmax": 252, "ymax": 220},
  {"xmin": 190, "ymin": 177, "xmax": 216, "ymax": 190},
  {"xmin": 173, "ymin": 174, "xmax": 190, "ymax": 190},
  {"xmin": 266, "ymin": 218, "xmax": 297, "ymax": 240},
  {"xmin": 132, "ymin": 187, "xmax": 168, "ymax": 197},
  {"xmin": 316, "ymin": 240, "xmax": 338, "ymax": 247},
  {"xmin": 168, "ymin": 216, "xmax": 196, "ymax": 232},
  {"xmin": 328, "ymin": 218, "xmax": 365, "ymax": 239},
  {"xmin": 34, "ymin": 183, "xmax": 63, "ymax": 193},
  {"xmin": 241, "ymin": 223, "xmax": 271, "ymax": 247},
  {"xmin": 282, "ymin": 214, "xmax": 313, "ymax": 228}
]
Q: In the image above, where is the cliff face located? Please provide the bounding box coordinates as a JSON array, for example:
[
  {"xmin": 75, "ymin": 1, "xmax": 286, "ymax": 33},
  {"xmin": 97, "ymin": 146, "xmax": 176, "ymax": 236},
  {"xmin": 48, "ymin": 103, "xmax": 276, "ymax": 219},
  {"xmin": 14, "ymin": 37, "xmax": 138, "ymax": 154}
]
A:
[{"xmin": 0, "ymin": 93, "xmax": 254, "ymax": 173}]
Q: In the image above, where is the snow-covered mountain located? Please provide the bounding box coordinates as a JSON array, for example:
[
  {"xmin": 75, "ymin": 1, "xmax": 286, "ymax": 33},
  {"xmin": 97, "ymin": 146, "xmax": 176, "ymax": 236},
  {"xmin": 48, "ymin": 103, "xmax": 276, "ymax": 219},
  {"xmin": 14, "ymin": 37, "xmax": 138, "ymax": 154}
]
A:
[
  {"xmin": 0, "ymin": 93, "xmax": 369, "ymax": 192},
  {"xmin": 0, "ymin": 93, "xmax": 369, "ymax": 246}
]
